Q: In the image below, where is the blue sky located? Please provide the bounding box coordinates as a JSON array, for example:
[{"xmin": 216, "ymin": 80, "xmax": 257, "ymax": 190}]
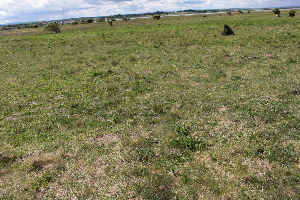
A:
[{"xmin": 0, "ymin": 0, "xmax": 299, "ymax": 24}]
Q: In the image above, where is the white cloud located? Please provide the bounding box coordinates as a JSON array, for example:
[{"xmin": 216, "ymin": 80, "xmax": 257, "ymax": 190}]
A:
[{"xmin": 0, "ymin": 0, "xmax": 299, "ymax": 24}]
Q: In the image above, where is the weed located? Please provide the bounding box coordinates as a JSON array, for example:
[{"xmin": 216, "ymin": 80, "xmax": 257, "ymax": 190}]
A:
[
  {"xmin": 171, "ymin": 137, "xmax": 208, "ymax": 152},
  {"xmin": 174, "ymin": 122, "xmax": 190, "ymax": 136}
]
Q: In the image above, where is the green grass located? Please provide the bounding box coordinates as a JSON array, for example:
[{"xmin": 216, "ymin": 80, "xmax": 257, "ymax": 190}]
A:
[{"xmin": 0, "ymin": 11, "xmax": 299, "ymax": 199}]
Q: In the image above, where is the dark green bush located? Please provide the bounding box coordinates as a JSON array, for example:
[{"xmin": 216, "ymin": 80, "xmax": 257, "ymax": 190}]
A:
[
  {"xmin": 97, "ymin": 18, "xmax": 105, "ymax": 22},
  {"xmin": 85, "ymin": 19, "xmax": 94, "ymax": 23},
  {"xmin": 288, "ymin": 10, "xmax": 296, "ymax": 17},
  {"xmin": 222, "ymin": 24, "xmax": 234, "ymax": 35},
  {"xmin": 44, "ymin": 22, "xmax": 60, "ymax": 33},
  {"xmin": 273, "ymin": 8, "xmax": 280, "ymax": 17},
  {"xmin": 153, "ymin": 15, "xmax": 161, "ymax": 20}
]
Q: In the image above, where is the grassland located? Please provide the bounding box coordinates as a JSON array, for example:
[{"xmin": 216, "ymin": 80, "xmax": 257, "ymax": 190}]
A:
[{"xmin": 0, "ymin": 10, "xmax": 299, "ymax": 199}]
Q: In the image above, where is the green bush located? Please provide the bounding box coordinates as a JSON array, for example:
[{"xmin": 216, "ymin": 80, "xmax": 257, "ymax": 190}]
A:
[
  {"xmin": 288, "ymin": 10, "xmax": 296, "ymax": 17},
  {"xmin": 44, "ymin": 22, "xmax": 60, "ymax": 33},
  {"xmin": 153, "ymin": 15, "xmax": 161, "ymax": 20},
  {"xmin": 226, "ymin": 11, "xmax": 232, "ymax": 15},
  {"xmin": 97, "ymin": 18, "xmax": 105, "ymax": 22},
  {"xmin": 108, "ymin": 19, "xmax": 116, "ymax": 27},
  {"xmin": 273, "ymin": 8, "xmax": 280, "ymax": 17},
  {"xmin": 85, "ymin": 19, "xmax": 94, "ymax": 23},
  {"xmin": 222, "ymin": 24, "xmax": 234, "ymax": 35}
]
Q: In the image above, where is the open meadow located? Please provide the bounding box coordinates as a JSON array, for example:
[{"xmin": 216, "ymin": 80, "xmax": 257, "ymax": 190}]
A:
[{"xmin": 0, "ymin": 10, "xmax": 299, "ymax": 199}]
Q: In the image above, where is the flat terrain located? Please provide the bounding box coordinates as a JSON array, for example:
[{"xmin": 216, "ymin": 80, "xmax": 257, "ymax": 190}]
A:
[{"xmin": 0, "ymin": 10, "xmax": 299, "ymax": 199}]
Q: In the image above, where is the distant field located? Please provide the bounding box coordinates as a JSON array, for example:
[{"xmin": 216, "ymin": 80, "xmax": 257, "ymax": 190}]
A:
[{"xmin": 0, "ymin": 10, "xmax": 299, "ymax": 199}]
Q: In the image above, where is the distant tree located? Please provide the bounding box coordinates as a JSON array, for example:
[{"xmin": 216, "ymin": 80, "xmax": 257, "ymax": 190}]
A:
[
  {"xmin": 273, "ymin": 8, "xmax": 281, "ymax": 17},
  {"xmin": 97, "ymin": 18, "xmax": 105, "ymax": 22},
  {"xmin": 238, "ymin": 10, "xmax": 243, "ymax": 14},
  {"xmin": 44, "ymin": 22, "xmax": 60, "ymax": 33},
  {"xmin": 247, "ymin": 10, "xmax": 251, "ymax": 13},
  {"xmin": 108, "ymin": 19, "xmax": 116, "ymax": 27},
  {"xmin": 122, "ymin": 17, "xmax": 130, "ymax": 22},
  {"xmin": 85, "ymin": 19, "xmax": 94, "ymax": 23},
  {"xmin": 222, "ymin": 24, "xmax": 234, "ymax": 35},
  {"xmin": 72, "ymin": 21, "xmax": 79, "ymax": 25},
  {"xmin": 288, "ymin": 10, "xmax": 296, "ymax": 17},
  {"xmin": 226, "ymin": 11, "xmax": 232, "ymax": 16},
  {"xmin": 30, "ymin": 24, "xmax": 39, "ymax": 28},
  {"xmin": 153, "ymin": 15, "xmax": 161, "ymax": 20}
]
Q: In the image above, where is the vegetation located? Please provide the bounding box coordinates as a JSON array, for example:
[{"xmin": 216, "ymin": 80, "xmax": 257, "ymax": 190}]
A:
[
  {"xmin": 107, "ymin": 18, "xmax": 116, "ymax": 26},
  {"xmin": 273, "ymin": 8, "xmax": 281, "ymax": 17},
  {"xmin": 44, "ymin": 22, "xmax": 60, "ymax": 33},
  {"xmin": 153, "ymin": 15, "xmax": 161, "ymax": 20},
  {"xmin": 289, "ymin": 10, "xmax": 296, "ymax": 17},
  {"xmin": 226, "ymin": 11, "xmax": 232, "ymax": 15},
  {"xmin": 97, "ymin": 18, "xmax": 105, "ymax": 22},
  {"xmin": 122, "ymin": 17, "xmax": 130, "ymax": 22},
  {"xmin": 222, "ymin": 24, "xmax": 234, "ymax": 35},
  {"xmin": 0, "ymin": 10, "xmax": 299, "ymax": 199},
  {"xmin": 85, "ymin": 19, "xmax": 94, "ymax": 23}
]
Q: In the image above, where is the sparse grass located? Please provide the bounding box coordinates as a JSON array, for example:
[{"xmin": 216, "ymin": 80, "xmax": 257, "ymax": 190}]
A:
[{"xmin": 0, "ymin": 10, "xmax": 299, "ymax": 199}]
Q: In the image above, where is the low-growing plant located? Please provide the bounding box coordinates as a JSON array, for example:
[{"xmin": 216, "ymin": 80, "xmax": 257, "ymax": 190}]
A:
[
  {"xmin": 174, "ymin": 122, "xmax": 190, "ymax": 136},
  {"xmin": 134, "ymin": 173, "xmax": 176, "ymax": 200},
  {"xmin": 171, "ymin": 137, "xmax": 208, "ymax": 152}
]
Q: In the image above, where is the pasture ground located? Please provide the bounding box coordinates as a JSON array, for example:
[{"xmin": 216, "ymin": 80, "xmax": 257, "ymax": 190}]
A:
[{"xmin": 0, "ymin": 10, "xmax": 299, "ymax": 199}]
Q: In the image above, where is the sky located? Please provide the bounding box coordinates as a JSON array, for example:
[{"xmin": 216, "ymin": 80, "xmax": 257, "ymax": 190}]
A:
[{"xmin": 0, "ymin": 0, "xmax": 299, "ymax": 24}]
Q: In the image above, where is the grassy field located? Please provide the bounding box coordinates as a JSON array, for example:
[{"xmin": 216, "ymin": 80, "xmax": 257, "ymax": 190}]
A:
[{"xmin": 0, "ymin": 10, "xmax": 299, "ymax": 199}]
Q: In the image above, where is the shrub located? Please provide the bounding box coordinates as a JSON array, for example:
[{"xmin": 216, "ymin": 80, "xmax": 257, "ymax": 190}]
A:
[
  {"xmin": 153, "ymin": 15, "xmax": 161, "ymax": 20},
  {"xmin": 273, "ymin": 8, "xmax": 280, "ymax": 17},
  {"xmin": 226, "ymin": 11, "xmax": 232, "ymax": 16},
  {"xmin": 108, "ymin": 19, "xmax": 116, "ymax": 27},
  {"xmin": 30, "ymin": 24, "xmax": 39, "ymax": 28},
  {"xmin": 97, "ymin": 18, "xmax": 105, "ymax": 22},
  {"xmin": 222, "ymin": 24, "xmax": 234, "ymax": 35},
  {"xmin": 85, "ymin": 19, "xmax": 94, "ymax": 23},
  {"xmin": 124, "ymin": 17, "xmax": 131, "ymax": 22},
  {"xmin": 44, "ymin": 22, "xmax": 60, "ymax": 33},
  {"xmin": 288, "ymin": 10, "xmax": 296, "ymax": 17}
]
